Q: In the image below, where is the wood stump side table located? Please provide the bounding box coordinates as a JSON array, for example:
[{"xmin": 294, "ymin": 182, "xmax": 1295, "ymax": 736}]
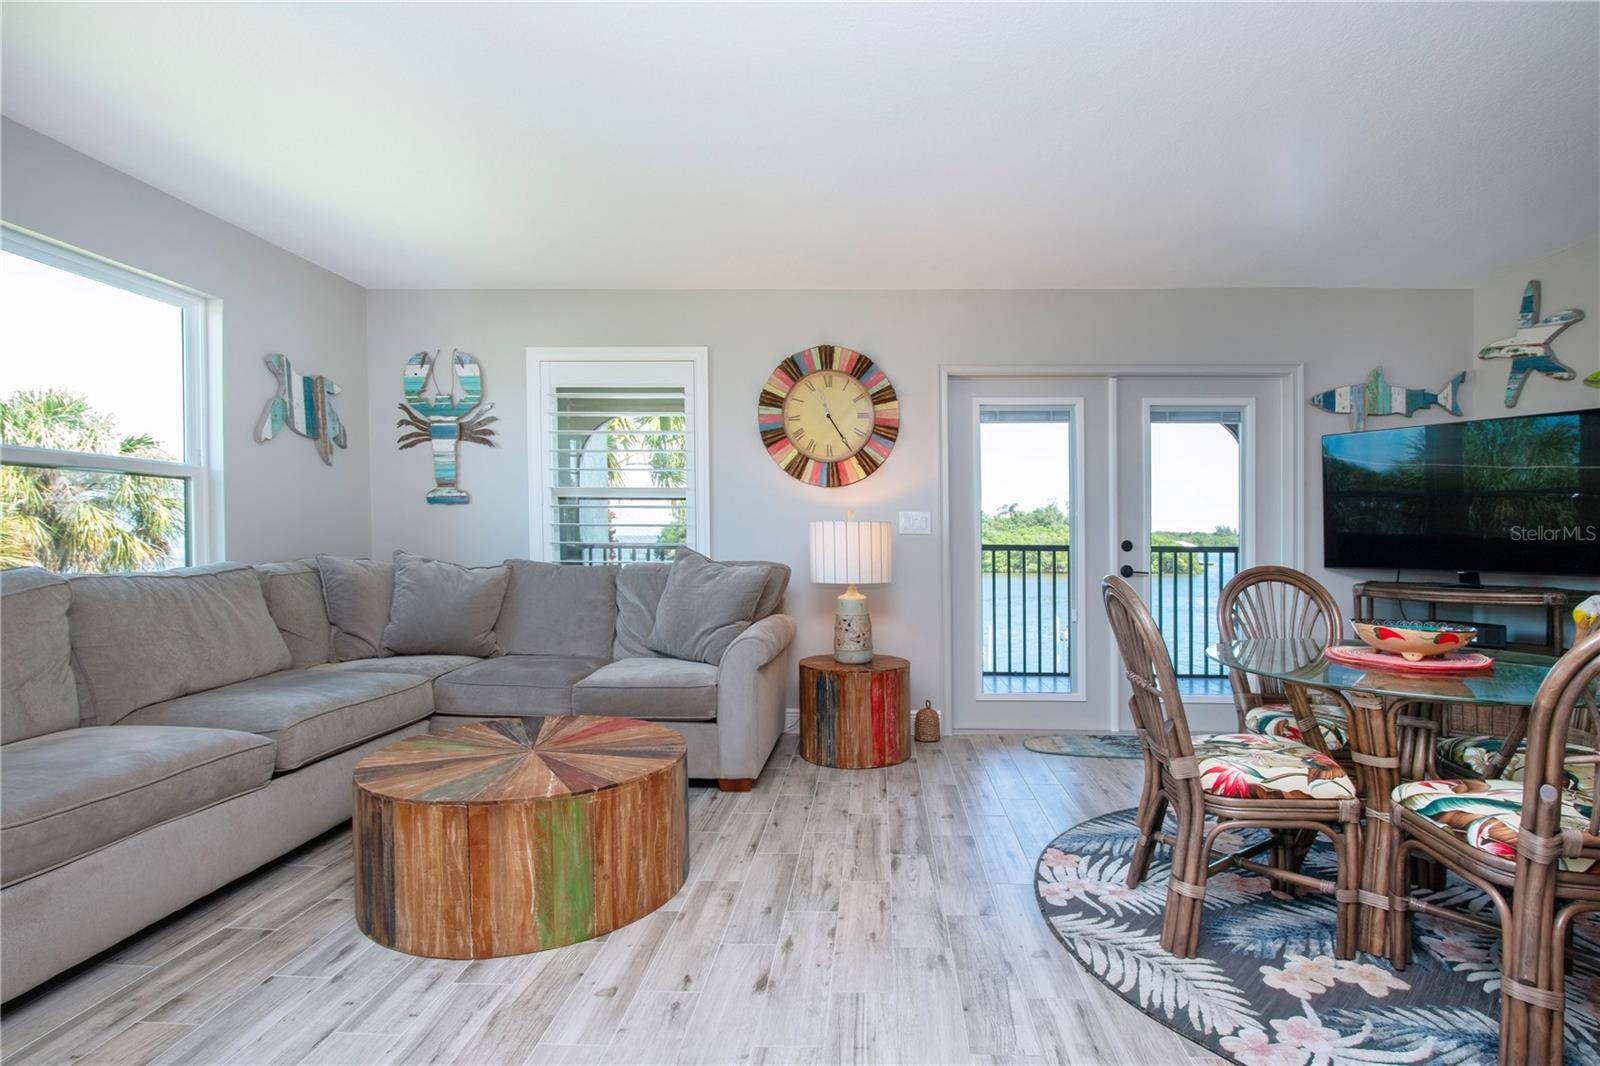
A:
[
  {"xmin": 799, "ymin": 654, "xmax": 911, "ymax": 769},
  {"xmin": 352, "ymin": 715, "xmax": 686, "ymax": 959}
]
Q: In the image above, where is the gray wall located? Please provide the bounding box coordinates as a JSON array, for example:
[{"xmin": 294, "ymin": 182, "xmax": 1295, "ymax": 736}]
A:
[
  {"xmin": 362, "ymin": 281, "xmax": 1597, "ymax": 712},
  {"xmin": 0, "ymin": 120, "xmax": 371, "ymax": 561},
  {"xmin": 7, "ymin": 116, "xmax": 1594, "ymax": 718}
]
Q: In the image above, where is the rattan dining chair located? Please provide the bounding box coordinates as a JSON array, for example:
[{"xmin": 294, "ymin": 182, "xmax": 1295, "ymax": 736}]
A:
[
  {"xmin": 1217, "ymin": 566, "xmax": 1352, "ymax": 758},
  {"xmin": 1389, "ymin": 630, "xmax": 1600, "ymax": 1066},
  {"xmin": 1105, "ymin": 575, "xmax": 1364, "ymax": 959}
]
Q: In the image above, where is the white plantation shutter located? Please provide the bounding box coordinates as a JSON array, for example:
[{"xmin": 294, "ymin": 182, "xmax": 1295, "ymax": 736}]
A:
[{"xmin": 533, "ymin": 353, "xmax": 707, "ymax": 565}]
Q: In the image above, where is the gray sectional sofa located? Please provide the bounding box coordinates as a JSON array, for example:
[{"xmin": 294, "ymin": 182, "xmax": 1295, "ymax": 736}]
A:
[{"xmin": 0, "ymin": 554, "xmax": 794, "ymax": 1000}]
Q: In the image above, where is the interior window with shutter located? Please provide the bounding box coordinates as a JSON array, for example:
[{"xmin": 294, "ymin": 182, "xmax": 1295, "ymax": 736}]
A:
[{"xmin": 533, "ymin": 352, "xmax": 707, "ymax": 565}]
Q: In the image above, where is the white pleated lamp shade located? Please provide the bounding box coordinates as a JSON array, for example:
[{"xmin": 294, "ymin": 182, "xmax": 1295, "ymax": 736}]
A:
[{"xmin": 809, "ymin": 520, "xmax": 892, "ymax": 586}]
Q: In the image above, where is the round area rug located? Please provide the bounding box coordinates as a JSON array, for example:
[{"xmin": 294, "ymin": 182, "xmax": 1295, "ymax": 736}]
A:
[
  {"xmin": 1034, "ymin": 808, "xmax": 1600, "ymax": 1066},
  {"xmin": 1024, "ymin": 733, "xmax": 1145, "ymax": 759}
]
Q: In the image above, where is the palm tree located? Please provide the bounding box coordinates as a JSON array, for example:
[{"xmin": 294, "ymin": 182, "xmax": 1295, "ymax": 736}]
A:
[
  {"xmin": 606, "ymin": 414, "xmax": 689, "ymax": 555},
  {"xmin": 1, "ymin": 389, "xmax": 185, "ymax": 573}
]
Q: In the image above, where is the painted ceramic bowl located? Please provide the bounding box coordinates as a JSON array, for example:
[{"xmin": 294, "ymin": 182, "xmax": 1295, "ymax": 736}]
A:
[{"xmin": 1350, "ymin": 619, "xmax": 1479, "ymax": 662}]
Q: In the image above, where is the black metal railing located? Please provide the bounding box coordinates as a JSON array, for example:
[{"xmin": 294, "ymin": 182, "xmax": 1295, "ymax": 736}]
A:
[
  {"xmin": 979, "ymin": 543, "xmax": 1240, "ymax": 681},
  {"xmin": 1149, "ymin": 545, "xmax": 1240, "ymax": 678},
  {"xmin": 981, "ymin": 544, "xmax": 1070, "ymax": 677}
]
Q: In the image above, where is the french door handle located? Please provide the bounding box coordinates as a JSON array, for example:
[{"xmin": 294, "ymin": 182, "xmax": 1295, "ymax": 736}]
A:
[{"xmin": 1119, "ymin": 565, "xmax": 1150, "ymax": 578}]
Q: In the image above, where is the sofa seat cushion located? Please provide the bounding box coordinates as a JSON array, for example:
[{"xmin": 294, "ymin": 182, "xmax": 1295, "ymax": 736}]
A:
[
  {"xmin": 572, "ymin": 657, "xmax": 719, "ymax": 721},
  {"xmin": 313, "ymin": 654, "xmax": 481, "ymax": 680},
  {"xmin": 1193, "ymin": 733, "xmax": 1357, "ymax": 801},
  {"xmin": 119, "ymin": 669, "xmax": 432, "ymax": 772},
  {"xmin": 432, "ymin": 655, "xmax": 607, "ymax": 716},
  {"xmin": 1244, "ymin": 702, "xmax": 1350, "ymax": 752},
  {"xmin": 1, "ymin": 725, "xmax": 276, "ymax": 886},
  {"xmin": 1394, "ymin": 778, "xmax": 1595, "ymax": 873}
]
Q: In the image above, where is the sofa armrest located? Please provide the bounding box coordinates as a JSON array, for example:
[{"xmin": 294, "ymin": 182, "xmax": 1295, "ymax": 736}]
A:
[{"xmin": 715, "ymin": 615, "xmax": 797, "ymax": 779}]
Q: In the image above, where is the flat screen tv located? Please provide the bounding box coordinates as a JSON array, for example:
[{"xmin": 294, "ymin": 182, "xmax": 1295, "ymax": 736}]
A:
[{"xmin": 1322, "ymin": 407, "xmax": 1600, "ymax": 576}]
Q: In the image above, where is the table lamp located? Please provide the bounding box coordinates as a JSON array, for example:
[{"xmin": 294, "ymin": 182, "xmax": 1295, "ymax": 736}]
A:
[{"xmin": 810, "ymin": 515, "xmax": 892, "ymax": 664}]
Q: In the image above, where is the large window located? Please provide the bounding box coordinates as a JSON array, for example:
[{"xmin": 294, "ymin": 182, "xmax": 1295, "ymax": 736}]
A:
[
  {"xmin": 1, "ymin": 227, "xmax": 212, "ymax": 572},
  {"xmin": 529, "ymin": 348, "xmax": 708, "ymax": 565}
]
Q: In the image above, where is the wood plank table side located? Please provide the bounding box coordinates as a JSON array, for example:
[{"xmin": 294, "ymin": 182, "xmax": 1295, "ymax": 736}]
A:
[
  {"xmin": 352, "ymin": 715, "xmax": 687, "ymax": 959},
  {"xmin": 798, "ymin": 654, "xmax": 911, "ymax": 769}
]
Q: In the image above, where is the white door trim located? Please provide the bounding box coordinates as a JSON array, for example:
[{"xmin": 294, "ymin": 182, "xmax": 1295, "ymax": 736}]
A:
[{"xmin": 938, "ymin": 363, "xmax": 1305, "ymax": 734}]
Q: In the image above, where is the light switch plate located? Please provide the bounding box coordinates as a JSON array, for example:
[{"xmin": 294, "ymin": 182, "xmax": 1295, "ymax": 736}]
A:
[{"xmin": 899, "ymin": 511, "xmax": 931, "ymax": 535}]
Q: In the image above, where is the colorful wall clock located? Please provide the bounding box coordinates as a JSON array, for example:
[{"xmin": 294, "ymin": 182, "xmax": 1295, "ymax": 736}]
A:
[{"xmin": 758, "ymin": 345, "xmax": 898, "ymax": 486}]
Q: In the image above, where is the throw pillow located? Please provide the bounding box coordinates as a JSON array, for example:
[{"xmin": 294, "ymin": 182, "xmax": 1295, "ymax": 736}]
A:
[
  {"xmin": 647, "ymin": 549, "xmax": 768, "ymax": 664},
  {"xmin": 316, "ymin": 555, "xmax": 395, "ymax": 661},
  {"xmin": 382, "ymin": 551, "xmax": 510, "ymax": 657}
]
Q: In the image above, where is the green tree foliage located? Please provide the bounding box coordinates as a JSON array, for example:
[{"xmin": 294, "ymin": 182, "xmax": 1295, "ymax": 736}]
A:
[
  {"xmin": 1, "ymin": 389, "xmax": 185, "ymax": 573},
  {"xmin": 980, "ymin": 502, "xmax": 1238, "ymax": 573},
  {"xmin": 606, "ymin": 414, "xmax": 688, "ymax": 554}
]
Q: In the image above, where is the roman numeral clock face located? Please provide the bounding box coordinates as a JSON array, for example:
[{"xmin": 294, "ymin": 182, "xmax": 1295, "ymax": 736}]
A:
[{"xmin": 757, "ymin": 345, "xmax": 898, "ymax": 487}]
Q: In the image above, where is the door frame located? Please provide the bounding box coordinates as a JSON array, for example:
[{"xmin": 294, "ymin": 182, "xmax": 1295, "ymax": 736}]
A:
[
  {"xmin": 960, "ymin": 394, "xmax": 1088, "ymax": 707},
  {"xmin": 938, "ymin": 364, "xmax": 1305, "ymax": 733}
]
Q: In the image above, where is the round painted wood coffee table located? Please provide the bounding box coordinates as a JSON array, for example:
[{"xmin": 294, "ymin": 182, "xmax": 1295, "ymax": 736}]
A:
[
  {"xmin": 352, "ymin": 715, "xmax": 687, "ymax": 959},
  {"xmin": 799, "ymin": 654, "xmax": 911, "ymax": 769}
]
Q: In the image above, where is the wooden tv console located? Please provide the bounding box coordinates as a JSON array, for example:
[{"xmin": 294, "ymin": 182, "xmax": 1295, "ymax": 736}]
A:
[{"xmin": 1351, "ymin": 580, "xmax": 1597, "ymax": 656}]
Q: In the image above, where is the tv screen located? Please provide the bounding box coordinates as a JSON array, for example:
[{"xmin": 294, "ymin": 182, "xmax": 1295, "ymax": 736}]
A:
[{"xmin": 1322, "ymin": 407, "xmax": 1600, "ymax": 576}]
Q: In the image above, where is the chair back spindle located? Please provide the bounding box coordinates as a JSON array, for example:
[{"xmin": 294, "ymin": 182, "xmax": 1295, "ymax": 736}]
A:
[{"xmin": 1217, "ymin": 566, "xmax": 1342, "ymax": 728}]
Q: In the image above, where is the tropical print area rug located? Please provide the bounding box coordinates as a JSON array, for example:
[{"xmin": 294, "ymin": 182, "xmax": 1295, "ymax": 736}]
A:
[
  {"xmin": 1023, "ymin": 733, "xmax": 1145, "ymax": 759},
  {"xmin": 1035, "ymin": 808, "xmax": 1600, "ymax": 1066}
]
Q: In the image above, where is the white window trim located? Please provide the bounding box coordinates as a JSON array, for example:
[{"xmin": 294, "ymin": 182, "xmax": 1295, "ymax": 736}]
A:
[
  {"xmin": 526, "ymin": 346, "xmax": 710, "ymax": 563},
  {"xmin": 969, "ymin": 396, "xmax": 1087, "ymax": 704},
  {"xmin": 0, "ymin": 224, "xmax": 221, "ymax": 565}
]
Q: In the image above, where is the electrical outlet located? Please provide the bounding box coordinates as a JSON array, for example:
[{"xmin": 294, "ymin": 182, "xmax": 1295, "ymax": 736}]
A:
[{"xmin": 898, "ymin": 511, "xmax": 931, "ymax": 535}]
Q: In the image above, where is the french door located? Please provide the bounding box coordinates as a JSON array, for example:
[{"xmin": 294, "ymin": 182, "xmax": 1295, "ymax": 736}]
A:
[{"xmin": 946, "ymin": 371, "xmax": 1297, "ymax": 732}]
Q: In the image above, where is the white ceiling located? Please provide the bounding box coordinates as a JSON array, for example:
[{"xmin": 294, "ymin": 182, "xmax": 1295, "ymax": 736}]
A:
[{"xmin": 3, "ymin": 3, "xmax": 1597, "ymax": 290}]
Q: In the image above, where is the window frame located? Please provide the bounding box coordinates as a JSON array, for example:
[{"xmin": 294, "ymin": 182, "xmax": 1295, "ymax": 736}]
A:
[
  {"xmin": 526, "ymin": 346, "xmax": 710, "ymax": 564},
  {"xmin": 0, "ymin": 224, "xmax": 218, "ymax": 567}
]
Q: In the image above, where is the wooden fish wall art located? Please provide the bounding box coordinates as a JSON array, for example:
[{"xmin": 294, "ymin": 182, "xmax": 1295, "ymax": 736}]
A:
[
  {"xmin": 254, "ymin": 353, "xmax": 347, "ymax": 465},
  {"xmin": 397, "ymin": 350, "xmax": 497, "ymax": 504},
  {"xmin": 1478, "ymin": 281, "xmax": 1585, "ymax": 406},
  {"xmin": 1309, "ymin": 367, "xmax": 1465, "ymax": 431}
]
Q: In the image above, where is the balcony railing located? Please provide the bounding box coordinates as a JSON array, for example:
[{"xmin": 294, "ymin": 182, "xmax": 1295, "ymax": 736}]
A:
[
  {"xmin": 980, "ymin": 542, "xmax": 1240, "ymax": 682},
  {"xmin": 981, "ymin": 544, "xmax": 1071, "ymax": 677},
  {"xmin": 1149, "ymin": 545, "xmax": 1240, "ymax": 678}
]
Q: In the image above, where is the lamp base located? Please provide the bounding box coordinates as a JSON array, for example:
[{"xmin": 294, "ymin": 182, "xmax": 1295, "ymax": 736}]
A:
[{"xmin": 833, "ymin": 585, "xmax": 873, "ymax": 664}]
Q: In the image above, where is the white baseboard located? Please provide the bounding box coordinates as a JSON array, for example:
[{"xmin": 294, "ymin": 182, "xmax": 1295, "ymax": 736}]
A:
[{"xmin": 784, "ymin": 708, "xmax": 799, "ymax": 734}]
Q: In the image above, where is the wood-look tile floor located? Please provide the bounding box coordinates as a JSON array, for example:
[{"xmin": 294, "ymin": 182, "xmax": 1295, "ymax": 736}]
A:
[{"xmin": 1, "ymin": 735, "xmax": 1224, "ymax": 1066}]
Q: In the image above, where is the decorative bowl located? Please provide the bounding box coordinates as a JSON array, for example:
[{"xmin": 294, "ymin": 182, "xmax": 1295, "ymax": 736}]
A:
[{"xmin": 1350, "ymin": 619, "xmax": 1479, "ymax": 661}]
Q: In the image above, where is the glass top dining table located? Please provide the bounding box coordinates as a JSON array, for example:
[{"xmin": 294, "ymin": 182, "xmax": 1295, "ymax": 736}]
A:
[
  {"xmin": 1204, "ymin": 637, "xmax": 1559, "ymax": 959},
  {"xmin": 1205, "ymin": 638, "xmax": 1558, "ymax": 708}
]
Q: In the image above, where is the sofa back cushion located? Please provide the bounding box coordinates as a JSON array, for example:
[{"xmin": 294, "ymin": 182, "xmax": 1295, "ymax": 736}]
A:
[
  {"xmin": 316, "ymin": 555, "xmax": 394, "ymax": 661},
  {"xmin": 382, "ymin": 551, "xmax": 509, "ymax": 657},
  {"xmin": 612, "ymin": 558, "xmax": 790, "ymax": 658},
  {"xmin": 67, "ymin": 563, "xmax": 292, "ymax": 726},
  {"xmin": 1, "ymin": 568, "xmax": 79, "ymax": 744},
  {"xmin": 647, "ymin": 550, "xmax": 768, "ymax": 664},
  {"xmin": 496, "ymin": 561, "xmax": 618, "ymax": 659},
  {"xmin": 254, "ymin": 560, "xmax": 332, "ymax": 668}
]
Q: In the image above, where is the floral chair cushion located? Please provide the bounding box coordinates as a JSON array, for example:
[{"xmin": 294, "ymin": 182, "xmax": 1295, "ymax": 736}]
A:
[
  {"xmin": 1193, "ymin": 733, "xmax": 1357, "ymax": 801},
  {"xmin": 1244, "ymin": 702, "xmax": 1350, "ymax": 751},
  {"xmin": 1393, "ymin": 778, "xmax": 1595, "ymax": 873},
  {"xmin": 1436, "ymin": 734, "xmax": 1596, "ymax": 799}
]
